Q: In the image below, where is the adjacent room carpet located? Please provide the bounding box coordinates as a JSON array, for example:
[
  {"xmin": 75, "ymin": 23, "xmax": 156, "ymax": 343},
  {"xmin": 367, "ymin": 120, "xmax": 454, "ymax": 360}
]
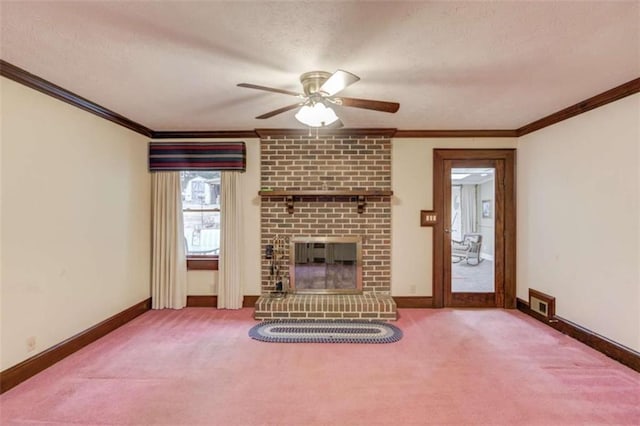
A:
[
  {"xmin": 452, "ymin": 258, "xmax": 494, "ymax": 292},
  {"xmin": 1, "ymin": 308, "xmax": 639, "ymax": 425}
]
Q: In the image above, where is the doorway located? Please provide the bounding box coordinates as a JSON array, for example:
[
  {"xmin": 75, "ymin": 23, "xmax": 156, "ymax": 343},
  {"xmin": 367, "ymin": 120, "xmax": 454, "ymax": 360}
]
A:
[
  {"xmin": 433, "ymin": 149, "xmax": 516, "ymax": 308},
  {"xmin": 451, "ymin": 167, "xmax": 495, "ymax": 293}
]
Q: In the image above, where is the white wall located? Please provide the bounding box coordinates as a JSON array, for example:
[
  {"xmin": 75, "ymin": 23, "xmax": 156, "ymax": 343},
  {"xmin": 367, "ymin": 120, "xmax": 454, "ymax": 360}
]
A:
[
  {"xmin": 1, "ymin": 77, "xmax": 151, "ymax": 370},
  {"xmin": 187, "ymin": 270, "xmax": 218, "ymax": 295},
  {"xmin": 517, "ymin": 93, "xmax": 640, "ymax": 351},
  {"xmin": 154, "ymin": 138, "xmax": 262, "ymax": 297},
  {"xmin": 4, "ymin": 69, "xmax": 634, "ymax": 363},
  {"xmin": 391, "ymin": 138, "xmax": 517, "ymax": 296}
]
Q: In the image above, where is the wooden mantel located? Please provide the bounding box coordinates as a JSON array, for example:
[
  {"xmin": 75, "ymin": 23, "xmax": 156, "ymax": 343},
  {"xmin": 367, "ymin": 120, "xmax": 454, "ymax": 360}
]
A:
[{"xmin": 258, "ymin": 190, "xmax": 393, "ymax": 214}]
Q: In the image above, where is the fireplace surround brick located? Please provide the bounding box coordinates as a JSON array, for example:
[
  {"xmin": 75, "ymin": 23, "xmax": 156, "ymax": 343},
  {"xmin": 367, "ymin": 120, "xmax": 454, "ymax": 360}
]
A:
[{"xmin": 259, "ymin": 134, "xmax": 395, "ymax": 320}]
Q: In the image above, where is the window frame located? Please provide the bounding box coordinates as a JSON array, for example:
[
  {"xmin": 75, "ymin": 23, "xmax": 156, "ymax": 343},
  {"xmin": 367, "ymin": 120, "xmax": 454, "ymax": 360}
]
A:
[
  {"xmin": 181, "ymin": 173, "xmax": 221, "ymax": 271},
  {"xmin": 186, "ymin": 256, "xmax": 219, "ymax": 270},
  {"xmin": 184, "ymin": 206, "xmax": 220, "ymax": 271}
]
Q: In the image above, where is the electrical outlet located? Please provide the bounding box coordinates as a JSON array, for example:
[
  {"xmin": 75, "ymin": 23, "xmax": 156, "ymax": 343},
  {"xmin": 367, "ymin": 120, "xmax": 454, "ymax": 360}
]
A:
[
  {"xmin": 26, "ymin": 336, "xmax": 36, "ymax": 353},
  {"xmin": 409, "ymin": 285, "xmax": 416, "ymax": 294}
]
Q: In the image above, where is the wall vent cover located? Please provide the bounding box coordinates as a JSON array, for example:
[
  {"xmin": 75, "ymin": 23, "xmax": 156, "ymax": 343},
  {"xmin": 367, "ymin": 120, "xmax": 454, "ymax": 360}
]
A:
[{"xmin": 528, "ymin": 289, "xmax": 555, "ymax": 320}]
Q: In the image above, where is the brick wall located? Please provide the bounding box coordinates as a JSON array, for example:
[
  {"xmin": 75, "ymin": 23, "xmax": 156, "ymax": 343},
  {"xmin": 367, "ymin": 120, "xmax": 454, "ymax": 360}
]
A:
[{"xmin": 260, "ymin": 135, "xmax": 392, "ymax": 295}]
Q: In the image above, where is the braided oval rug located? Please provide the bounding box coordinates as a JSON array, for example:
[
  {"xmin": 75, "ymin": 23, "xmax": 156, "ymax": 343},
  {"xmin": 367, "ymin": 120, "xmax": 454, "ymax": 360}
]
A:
[{"xmin": 249, "ymin": 320, "xmax": 402, "ymax": 343}]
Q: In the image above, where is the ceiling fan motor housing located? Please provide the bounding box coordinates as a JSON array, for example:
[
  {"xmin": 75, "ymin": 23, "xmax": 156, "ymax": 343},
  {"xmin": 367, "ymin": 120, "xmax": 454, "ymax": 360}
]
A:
[{"xmin": 300, "ymin": 71, "xmax": 331, "ymax": 96}]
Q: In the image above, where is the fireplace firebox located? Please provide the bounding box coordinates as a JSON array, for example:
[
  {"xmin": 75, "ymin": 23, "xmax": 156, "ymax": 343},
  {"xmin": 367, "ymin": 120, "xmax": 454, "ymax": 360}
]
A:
[{"xmin": 289, "ymin": 237, "xmax": 363, "ymax": 294}]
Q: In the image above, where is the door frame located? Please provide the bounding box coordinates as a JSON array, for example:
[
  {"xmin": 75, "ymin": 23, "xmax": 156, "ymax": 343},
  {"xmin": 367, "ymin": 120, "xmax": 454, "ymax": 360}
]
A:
[{"xmin": 433, "ymin": 149, "xmax": 517, "ymax": 308}]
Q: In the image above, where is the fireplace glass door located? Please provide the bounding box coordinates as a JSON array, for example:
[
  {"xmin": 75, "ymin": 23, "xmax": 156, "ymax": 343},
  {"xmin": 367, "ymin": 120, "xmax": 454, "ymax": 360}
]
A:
[{"xmin": 290, "ymin": 237, "xmax": 362, "ymax": 294}]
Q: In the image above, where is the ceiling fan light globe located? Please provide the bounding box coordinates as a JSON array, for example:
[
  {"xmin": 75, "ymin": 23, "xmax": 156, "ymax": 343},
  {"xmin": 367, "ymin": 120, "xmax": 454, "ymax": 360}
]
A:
[{"xmin": 295, "ymin": 103, "xmax": 339, "ymax": 128}]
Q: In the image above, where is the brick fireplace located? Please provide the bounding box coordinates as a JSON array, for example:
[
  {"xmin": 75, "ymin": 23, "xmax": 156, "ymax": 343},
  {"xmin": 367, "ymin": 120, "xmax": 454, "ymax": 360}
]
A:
[{"xmin": 255, "ymin": 130, "xmax": 396, "ymax": 320}]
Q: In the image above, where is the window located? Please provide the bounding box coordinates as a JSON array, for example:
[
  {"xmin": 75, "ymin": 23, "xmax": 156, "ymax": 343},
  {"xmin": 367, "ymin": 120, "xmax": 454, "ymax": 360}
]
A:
[{"xmin": 180, "ymin": 171, "xmax": 220, "ymax": 270}]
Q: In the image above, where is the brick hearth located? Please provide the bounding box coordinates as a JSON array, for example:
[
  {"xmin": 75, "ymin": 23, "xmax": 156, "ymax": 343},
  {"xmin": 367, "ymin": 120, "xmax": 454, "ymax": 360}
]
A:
[{"xmin": 254, "ymin": 294, "xmax": 396, "ymax": 320}]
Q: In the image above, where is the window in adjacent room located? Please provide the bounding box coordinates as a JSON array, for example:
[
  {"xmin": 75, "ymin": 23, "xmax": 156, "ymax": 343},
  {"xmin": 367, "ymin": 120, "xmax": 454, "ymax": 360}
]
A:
[{"xmin": 180, "ymin": 171, "xmax": 220, "ymax": 270}]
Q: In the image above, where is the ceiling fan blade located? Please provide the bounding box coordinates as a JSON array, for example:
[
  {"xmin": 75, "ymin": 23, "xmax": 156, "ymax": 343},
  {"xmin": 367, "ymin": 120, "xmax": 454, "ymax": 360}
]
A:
[
  {"xmin": 337, "ymin": 97, "xmax": 400, "ymax": 113},
  {"xmin": 320, "ymin": 70, "xmax": 360, "ymax": 96},
  {"xmin": 255, "ymin": 103, "xmax": 302, "ymax": 119},
  {"xmin": 237, "ymin": 83, "xmax": 303, "ymax": 97}
]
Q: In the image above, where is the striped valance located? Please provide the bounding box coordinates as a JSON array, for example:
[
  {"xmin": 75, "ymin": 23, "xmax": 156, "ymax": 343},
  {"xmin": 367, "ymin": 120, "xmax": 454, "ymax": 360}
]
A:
[{"xmin": 149, "ymin": 142, "xmax": 246, "ymax": 171}]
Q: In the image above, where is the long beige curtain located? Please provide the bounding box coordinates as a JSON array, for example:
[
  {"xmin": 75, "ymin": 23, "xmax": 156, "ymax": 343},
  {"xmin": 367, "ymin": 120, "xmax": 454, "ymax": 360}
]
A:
[
  {"xmin": 151, "ymin": 172, "xmax": 187, "ymax": 309},
  {"xmin": 461, "ymin": 185, "xmax": 477, "ymax": 236},
  {"xmin": 218, "ymin": 171, "xmax": 244, "ymax": 309}
]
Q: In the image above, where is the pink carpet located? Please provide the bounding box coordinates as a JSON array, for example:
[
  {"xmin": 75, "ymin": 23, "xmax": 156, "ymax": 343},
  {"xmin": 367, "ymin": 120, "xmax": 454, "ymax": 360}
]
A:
[{"xmin": 1, "ymin": 308, "xmax": 639, "ymax": 425}]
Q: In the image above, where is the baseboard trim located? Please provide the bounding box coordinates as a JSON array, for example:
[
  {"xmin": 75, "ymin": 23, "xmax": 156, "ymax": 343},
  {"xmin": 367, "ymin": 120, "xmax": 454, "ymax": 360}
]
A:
[
  {"xmin": 186, "ymin": 295, "xmax": 217, "ymax": 307},
  {"xmin": 188, "ymin": 295, "xmax": 431, "ymax": 309},
  {"xmin": 0, "ymin": 298, "xmax": 152, "ymax": 394},
  {"xmin": 186, "ymin": 295, "xmax": 260, "ymax": 308},
  {"xmin": 243, "ymin": 295, "xmax": 260, "ymax": 307},
  {"xmin": 516, "ymin": 298, "xmax": 640, "ymax": 373},
  {"xmin": 393, "ymin": 296, "xmax": 434, "ymax": 308}
]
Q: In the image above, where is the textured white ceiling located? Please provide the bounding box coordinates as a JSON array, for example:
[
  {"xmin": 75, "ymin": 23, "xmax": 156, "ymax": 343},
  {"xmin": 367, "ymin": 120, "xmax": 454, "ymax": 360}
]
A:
[{"xmin": 1, "ymin": 1, "xmax": 638, "ymax": 131}]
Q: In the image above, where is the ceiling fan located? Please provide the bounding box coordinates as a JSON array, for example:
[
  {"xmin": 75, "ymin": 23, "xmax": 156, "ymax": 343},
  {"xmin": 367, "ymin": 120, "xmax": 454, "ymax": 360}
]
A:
[{"xmin": 237, "ymin": 70, "xmax": 400, "ymax": 128}]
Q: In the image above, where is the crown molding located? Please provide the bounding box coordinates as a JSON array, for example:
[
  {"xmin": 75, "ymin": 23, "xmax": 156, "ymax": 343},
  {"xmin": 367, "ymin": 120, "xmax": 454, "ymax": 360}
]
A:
[
  {"xmin": 155, "ymin": 129, "xmax": 515, "ymax": 139},
  {"xmin": 517, "ymin": 77, "xmax": 640, "ymax": 136},
  {"xmin": 0, "ymin": 60, "xmax": 153, "ymax": 137},
  {"xmin": 394, "ymin": 130, "xmax": 517, "ymax": 138},
  {"xmin": 152, "ymin": 130, "xmax": 258, "ymax": 139},
  {"xmin": 3, "ymin": 60, "xmax": 637, "ymax": 140},
  {"xmin": 155, "ymin": 128, "xmax": 513, "ymax": 139},
  {"xmin": 255, "ymin": 128, "xmax": 398, "ymax": 138}
]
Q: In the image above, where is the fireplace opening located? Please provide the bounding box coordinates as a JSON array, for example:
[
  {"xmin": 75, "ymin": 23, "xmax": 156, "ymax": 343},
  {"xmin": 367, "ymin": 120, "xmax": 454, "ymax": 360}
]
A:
[{"xmin": 289, "ymin": 237, "xmax": 363, "ymax": 294}]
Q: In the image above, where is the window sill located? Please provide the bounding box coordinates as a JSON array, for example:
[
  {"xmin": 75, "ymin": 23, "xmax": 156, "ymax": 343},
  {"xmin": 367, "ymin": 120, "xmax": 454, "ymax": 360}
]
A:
[{"xmin": 187, "ymin": 257, "xmax": 219, "ymax": 271}]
